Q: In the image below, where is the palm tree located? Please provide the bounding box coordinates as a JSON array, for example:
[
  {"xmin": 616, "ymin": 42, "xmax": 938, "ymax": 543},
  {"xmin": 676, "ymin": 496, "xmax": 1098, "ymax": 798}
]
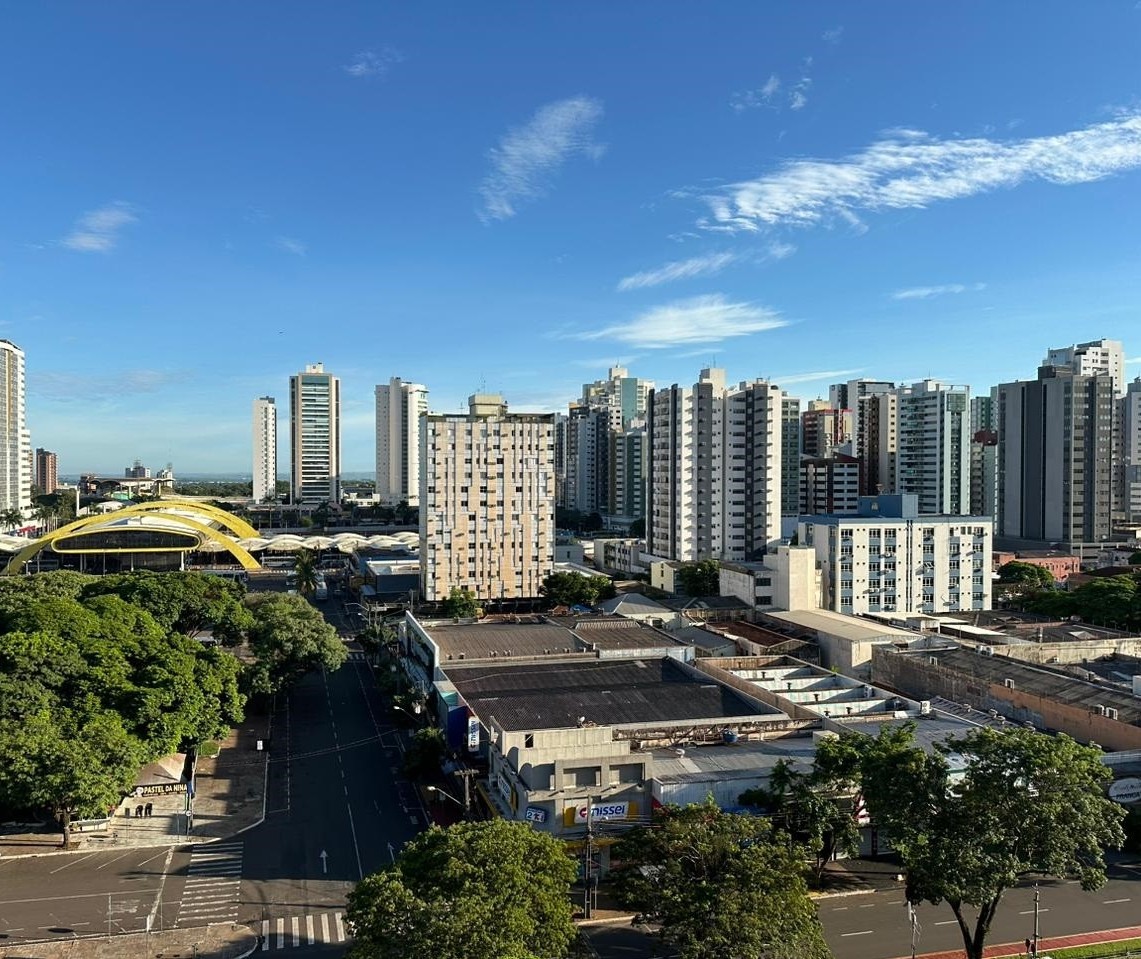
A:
[
  {"xmin": 0, "ymin": 508, "xmax": 24, "ymax": 531},
  {"xmin": 293, "ymin": 549, "xmax": 320, "ymax": 597}
]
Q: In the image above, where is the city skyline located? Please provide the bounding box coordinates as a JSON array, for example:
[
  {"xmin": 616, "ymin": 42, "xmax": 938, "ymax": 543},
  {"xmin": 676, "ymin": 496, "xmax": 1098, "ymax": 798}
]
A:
[{"xmin": 3, "ymin": 4, "xmax": 1140, "ymax": 473}]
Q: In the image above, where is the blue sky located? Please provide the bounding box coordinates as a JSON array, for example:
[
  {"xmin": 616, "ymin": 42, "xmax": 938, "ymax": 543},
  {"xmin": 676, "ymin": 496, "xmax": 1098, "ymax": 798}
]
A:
[{"xmin": 3, "ymin": 2, "xmax": 1140, "ymax": 475}]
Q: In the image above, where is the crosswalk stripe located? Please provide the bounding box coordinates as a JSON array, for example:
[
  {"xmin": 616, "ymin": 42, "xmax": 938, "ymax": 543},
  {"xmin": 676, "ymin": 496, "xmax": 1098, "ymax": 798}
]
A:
[
  {"xmin": 320, "ymin": 913, "xmax": 330, "ymax": 944},
  {"xmin": 291, "ymin": 916, "xmax": 300, "ymax": 947},
  {"xmin": 276, "ymin": 916, "xmax": 284, "ymax": 949},
  {"xmin": 261, "ymin": 919, "xmax": 269, "ymax": 951},
  {"xmin": 306, "ymin": 914, "xmax": 315, "ymax": 945},
  {"xmin": 335, "ymin": 912, "xmax": 345, "ymax": 943}
]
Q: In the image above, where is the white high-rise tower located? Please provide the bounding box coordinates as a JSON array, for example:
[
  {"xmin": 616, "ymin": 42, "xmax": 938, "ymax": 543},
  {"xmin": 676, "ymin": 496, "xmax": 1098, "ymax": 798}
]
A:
[
  {"xmin": 289, "ymin": 363, "xmax": 341, "ymax": 505},
  {"xmin": 0, "ymin": 340, "xmax": 31, "ymax": 516},
  {"xmin": 375, "ymin": 377, "xmax": 429, "ymax": 507},
  {"xmin": 252, "ymin": 396, "xmax": 277, "ymax": 503}
]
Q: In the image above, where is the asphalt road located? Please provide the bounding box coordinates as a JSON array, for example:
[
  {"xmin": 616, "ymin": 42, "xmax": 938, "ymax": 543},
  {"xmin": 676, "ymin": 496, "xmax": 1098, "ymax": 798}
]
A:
[{"xmin": 584, "ymin": 864, "xmax": 1141, "ymax": 959}]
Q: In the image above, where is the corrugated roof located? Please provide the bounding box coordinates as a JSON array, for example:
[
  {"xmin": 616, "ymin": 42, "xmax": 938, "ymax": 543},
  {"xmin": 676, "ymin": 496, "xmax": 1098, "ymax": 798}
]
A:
[
  {"xmin": 763, "ymin": 609, "xmax": 917, "ymax": 643},
  {"xmin": 446, "ymin": 657, "xmax": 783, "ymax": 731}
]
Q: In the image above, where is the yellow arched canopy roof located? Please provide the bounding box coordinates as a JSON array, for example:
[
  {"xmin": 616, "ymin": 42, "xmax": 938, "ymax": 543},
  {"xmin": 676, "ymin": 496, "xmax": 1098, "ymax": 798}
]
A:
[{"xmin": 2, "ymin": 504, "xmax": 261, "ymax": 575}]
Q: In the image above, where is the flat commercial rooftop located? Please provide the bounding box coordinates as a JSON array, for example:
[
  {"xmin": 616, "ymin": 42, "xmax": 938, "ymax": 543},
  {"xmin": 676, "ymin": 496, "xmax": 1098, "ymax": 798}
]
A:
[
  {"xmin": 763, "ymin": 609, "xmax": 918, "ymax": 643},
  {"xmin": 446, "ymin": 657, "xmax": 784, "ymax": 731}
]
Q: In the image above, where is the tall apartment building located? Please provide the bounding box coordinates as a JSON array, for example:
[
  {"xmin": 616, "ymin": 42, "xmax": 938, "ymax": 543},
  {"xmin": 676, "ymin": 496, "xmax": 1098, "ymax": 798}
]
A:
[
  {"xmin": 252, "ymin": 396, "xmax": 277, "ymax": 503},
  {"xmin": 375, "ymin": 377, "xmax": 429, "ymax": 507},
  {"xmin": 290, "ymin": 362, "xmax": 341, "ymax": 505},
  {"xmin": 969, "ymin": 393, "xmax": 998, "ymax": 520},
  {"xmin": 34, "ymin": 448, "xmax": 58, "ymax": 496},
  {"xmin": 1124, "ymin": 378, "xmax": 1141, "ymax": 525},
  {"xmin": 895, "ymin": 380, "xmax": 970, "ymax": 515},
  {"xmin": 801, "ymin": 401, "xmax": 853, "ymax": 458},
  {"xmin": 419, "ymin": 394, "xmax": 555, "ymax": 602},
  {"xmin": 609, "ymin": 420, "xmax": 647, "ymax": 521},
  {"xmin": 780, "ymin": 396, "xmax": 801, "ymax": 533},
  {"xmin": 561, "ymin": 367, "xmax": 653, "ymax": 519},
  {"xmin": 831, "ymin": 378, "xmax": 894, "ymax": 452},
  {"xmin": 647, "ymin": 369, "xmax": 783, "ymax": 563},
  {"xmin": 0, "ymin": 340, "xmax": 31, "ymax": 515},
  {"xmin": 856, "ymin": 391, "xmax": 897, "ymax": 497},
  {"xmin": 996, "ymin": 365, "xmax": 1116, "ymax": 544},
  {"xmin": 1044, "ymin": 338, "xmax": 1126, "ymax": 396},
  {"xmin": 800, "ymin": 454, "xmax": 860, "ymax": 516},
  {"xmin": 799, "ymin": 493, "xmax": 993, "ymax": 616}
]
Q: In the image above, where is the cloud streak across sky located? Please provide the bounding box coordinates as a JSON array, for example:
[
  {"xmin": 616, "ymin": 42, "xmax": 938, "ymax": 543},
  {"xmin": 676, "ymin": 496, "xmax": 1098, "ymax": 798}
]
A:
[
  {"xmin": 62, "ymin": 202, "xmax": 137, "ymax": 253},
  {"xmin": 701, "ymin": 114, "xmax": 1141, "ymax": 232},
  {"xmin": 479, "ymin": 96, "xmax": 604, "ymax": 221},
  {"xmin": 891, "ymin": 282, "xmax": 985, "ymax": 300},
  {"xmin": 617, "ymin": 252, "xmax": 738, "ymax": 291},
  {"xmin": 578, "ymin": 294, "xmax": 787, "ymax": 348}
]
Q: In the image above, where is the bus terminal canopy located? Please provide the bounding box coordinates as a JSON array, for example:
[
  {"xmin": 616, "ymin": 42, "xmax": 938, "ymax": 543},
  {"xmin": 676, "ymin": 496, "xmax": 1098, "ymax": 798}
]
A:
[{"xmin": 0, "ymin": 502, "xmax": 419, "ymax": 576}]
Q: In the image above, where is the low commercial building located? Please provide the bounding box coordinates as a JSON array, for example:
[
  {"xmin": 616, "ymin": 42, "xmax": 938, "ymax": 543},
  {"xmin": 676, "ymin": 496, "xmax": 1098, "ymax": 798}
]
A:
[
  {"xmin": 717, "ymin": 545, "xmax": 819, "ymax": 610},
  {"xmin": 760, "ymin": 608, "xmax": 921, "ymax": 680},
  {"xmin": 992, "ymin": 550, "xmax": 1081, "ymax": 581}
]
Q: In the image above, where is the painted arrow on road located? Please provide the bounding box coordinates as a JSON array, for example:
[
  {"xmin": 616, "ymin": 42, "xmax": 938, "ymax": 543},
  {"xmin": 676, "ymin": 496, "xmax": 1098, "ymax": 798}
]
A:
[{"xmin": 320, "ymin": 849, "xmax": 328, "ymax": 875}]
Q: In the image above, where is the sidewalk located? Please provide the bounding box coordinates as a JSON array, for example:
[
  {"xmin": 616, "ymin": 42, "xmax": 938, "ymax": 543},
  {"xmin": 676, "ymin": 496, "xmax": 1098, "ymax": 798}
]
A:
[
  {"xmin": 895, "ymin": 923, "xmax": 1141, "ymax": 959},
  {"xmin": 0, "ymin": 710, "xmax": 271, "ymax": 859},
  {"xmin": 0, "ymin": 923, "xmax": 259, "ymax": 959}
]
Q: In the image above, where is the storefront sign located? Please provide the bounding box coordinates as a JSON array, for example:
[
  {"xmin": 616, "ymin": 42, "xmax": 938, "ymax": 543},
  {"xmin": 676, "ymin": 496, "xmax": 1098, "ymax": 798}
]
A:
[
  {"xmin": 497, "ymin": 774, "xmax": 513, "ymax": 804},
  {"xmin": 573, "ymin": 802, "xmax": 629, "ymax": 824},
  {"xmin": 525, "ymin": 806, "xmax": 548, "ymax": 824},
  {"xmin": 1109, "ymin": 777, "xmax": 1141, "ymax": 805},
  {"xmin": 466, "ymin": 716, "xmax": 480, "ymax": 752}
]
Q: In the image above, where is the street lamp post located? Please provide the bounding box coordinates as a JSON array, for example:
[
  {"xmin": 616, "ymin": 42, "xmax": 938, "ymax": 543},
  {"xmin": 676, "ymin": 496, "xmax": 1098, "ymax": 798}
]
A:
[{"xmin": 426, "ymin": 784, "xmax": 469, "ymax": 819}]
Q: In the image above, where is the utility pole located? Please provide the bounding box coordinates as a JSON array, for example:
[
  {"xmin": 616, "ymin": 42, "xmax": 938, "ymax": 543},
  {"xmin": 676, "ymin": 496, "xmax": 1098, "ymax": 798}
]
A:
[
  {"xmin": 1032, "ymin": 884, "xmax": 1040, "ymax": 956},
  {"xmin": 583, "ymin": 801, "xmax": 594, "ymax": 920},
  {"xmin": 454, "ymin": 767, "xmax": 477, "ymax": 819}
]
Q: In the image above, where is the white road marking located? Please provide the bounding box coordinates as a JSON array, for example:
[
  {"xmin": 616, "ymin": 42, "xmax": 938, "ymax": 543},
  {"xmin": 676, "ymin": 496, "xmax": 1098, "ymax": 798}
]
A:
[
  {"xmin": 335, "ymin": 911, "xmax": 346, "ymax": 942},
  {"xmin": 261, "ymin": 919, "xmax": 269, "ymax": 950},
  {"xmin": 306, "ymin": 913, "xmax": 315, "ymax": 945},
  {"xmin": 291, "ymin": 915, "xmax": 300, "ymax": 946},
  {"xmin": 1019, "ymin": 908, "xmax": 1049, "ymax": 914},
  {"xmin": 934, "ymin": 920, "xmax": 958, "ymax": 926},
  {"xmin": 49, "ymin": 853, "xmax": 99, "ymax": 874},
  {"xmin": 95, "ymin": 851, "xmax": 135, "ymax": 870},
  {"xmin": 841, "ymin": 930, "xmax": 874, "ymax": 937},
  {"xmin": 1104, "ymin": 898, "xmax": 1132, "ymax": 904},
  {"xmin": 276, "ymin": 916, "xmax": 284, "ymax": 949},
  {"xmin": 321, "ymin": 913, "xmax": 331, "ymax": 943},
  {"xmin": 831, "ymin": 906, "xmax": 849, "ymax": 911}
]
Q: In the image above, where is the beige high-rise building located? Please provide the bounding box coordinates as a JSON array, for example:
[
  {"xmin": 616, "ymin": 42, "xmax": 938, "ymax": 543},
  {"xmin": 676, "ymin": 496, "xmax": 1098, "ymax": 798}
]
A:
[
  {"xmin": 35, "ymin": 448, "xmax": 58, "ymax": 496},
  {"xmin": 375, "ymin": 377, "xmax": 429, "ymax": 507},
  {"xmin": 419, "ymin": 394, "xmax": 555, "ymax": 603}
]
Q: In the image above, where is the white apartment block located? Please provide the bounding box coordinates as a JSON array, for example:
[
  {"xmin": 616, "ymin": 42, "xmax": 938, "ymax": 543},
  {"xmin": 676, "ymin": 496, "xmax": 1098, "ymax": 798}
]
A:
[
  {"xmin": 375, "ymin": 377, "xmax": 429, "ymax": 507},
  {"xmin": 799, "ymin": 494, "xmax": 993, "ymax": 616},
  {"xmin": 252, "ymin": 396, "xmax": 277, "ymax": 503},
  {"xmin": 647, "ymin": 369, "xmax": 783, "ymax": 563},
  {"xmin": 1045, "ymin": 338, "xmax": 1126, "ymax": 397},
  {"xmin": 289, "ymin": 363, "xmax": 341, "ymax": 505},
  {"xmin": 895, "ymin": 380, "xmax": 970, "ymax": 515},
  {"xmin": 0, "ymin": 340, "xmax": 31, "ymax": 516},
  {"xmin": 419, "ymin": 394, "xmax": 555, "ymax": 602}
]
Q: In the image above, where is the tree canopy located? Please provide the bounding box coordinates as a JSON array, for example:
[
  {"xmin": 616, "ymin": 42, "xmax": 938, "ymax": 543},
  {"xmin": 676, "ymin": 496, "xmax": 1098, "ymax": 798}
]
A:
[
  {"xmin": 613, "ymin": 800, "xmax": 831, "ymax": 959},
  {"xmin": 675, "ymin": 560, "xmax": 721, "ymax": 597},
  {"xmin": 539, "ymin": 571, "xmax": 616, "ymax": 608},
  {"xmin": 1020, "ymin": 574, "xmax": 1141, "ymax": 629},
  {"xmin": 440, "ymin": 587, "xmax": 480, "ymax": 618},
  {"xmin": 854, "ymin": 724, "xmax": 1124, "ymax": 959},
  {"xmin": 243, "ymin": 592, "xmax": 347, "ymax": 696},
  {"xmin": 346, "ymin": 820, "xmax": 578, "ymax": 959},
  {"xmin": 997, "ymin": 561, "xmax": 1055, "ymax": 589}
]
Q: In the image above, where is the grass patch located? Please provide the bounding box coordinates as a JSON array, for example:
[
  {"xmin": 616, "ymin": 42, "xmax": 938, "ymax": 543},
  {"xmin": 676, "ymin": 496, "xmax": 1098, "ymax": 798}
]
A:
[
  {"xmin": 1000, "ymin": 938, "xmax": 1141, "ymax": 959},
  {"xmin": 197, "ymin": 740, "xmax": 221, "ymax": 759}
]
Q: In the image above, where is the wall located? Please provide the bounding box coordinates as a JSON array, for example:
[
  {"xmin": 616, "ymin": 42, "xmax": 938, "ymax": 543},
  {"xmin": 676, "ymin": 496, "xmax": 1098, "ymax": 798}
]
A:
[
  {"xmin": 872, "ymin": 648, "xmax": 1141, "ymax": 752},
  {"xmin": 993, "ymin": 638, "xmax": 1141, "ymax": 665}
]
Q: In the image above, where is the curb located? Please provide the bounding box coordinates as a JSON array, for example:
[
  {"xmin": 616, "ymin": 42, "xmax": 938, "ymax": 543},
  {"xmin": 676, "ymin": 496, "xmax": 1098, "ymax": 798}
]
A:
[
  {"xmin": 889, "ymin": 923, "xmax": 1141, "ymax": 959},
  {"xmin": 577, "ymin": 915, "xmax": 639, "ymax": 928}
]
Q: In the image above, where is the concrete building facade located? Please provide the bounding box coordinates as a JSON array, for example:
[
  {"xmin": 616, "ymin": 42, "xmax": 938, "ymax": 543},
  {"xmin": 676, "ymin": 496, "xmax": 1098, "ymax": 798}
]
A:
[
  {"xmin": 252, "ymin": 396, "xmax": 277, "ymax": 503},
  {"xmin": 895, "ymin": 380, "xmax": 970, "ymax": 516},
  {"xmin": 419, "ymin": 394, "xmax": 555, "ymax": 602},
  {"xmin": 0, "ymin": 340, "xmax": 31, "ymax": 515},
  {"xmin": 997, "ymin": 365, "xmax": 1117, "ymax": 544},
  {"xmin": 800, "ymin": 454, "xmax": 860, "ymax": 516},
  {"xmin": 1045, "ymin": 338, "xmax": 1126, "ymax": 397},
  {"xmin": 289, "ymin": 363, "xmax": 341, "ymax": 505},
  {"xmin": 34, "ymin": 447, "xmax": 58, "ymax": 496},
  {"xmin": 375, "ymin": 377, "xmax": 429, "ymax": 507},
  {"xmin": 799, "ymin": 494, "xmax": 993, "ymax": 617},
  {"xmin": 1124, "ymin": 377, "xmax": 1141, "ymax": 525}
]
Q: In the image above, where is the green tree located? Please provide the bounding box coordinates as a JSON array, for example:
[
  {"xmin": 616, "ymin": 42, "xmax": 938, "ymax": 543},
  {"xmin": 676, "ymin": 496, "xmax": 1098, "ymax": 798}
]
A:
[
  {"xmin": 628, "ymin": 516, "xmax": 645, "ymax": 538},
  {"xmin": 0, "ymin": 707, "xmax": 143, "ymax": 846},
  {"xmin": 292, "ymin": 549, "xmax": 321, "ymax": 597},
  {"xmin": 856, "ymin": 724, "xmax": 1124, "ymax": 959},
  {"xmin": 440, "ymin": 587, "xmax": 480, "ymax": 618},
  {"xmin": 674, "ymin": 560, "xmax": 720, "ymax": 596},
  {"xmin": 997, "ymin": 561, "xmax": 1055, "ymax": 589},
  {"xmin": 402, "ymin": 726, "xmax": 445, "ymax": 780},
  {"xmin": 1129, "ymin": 551, "xmax": 1141, "ymax": 566},
  {"xmin": 539, "ymin": 572, "xmax": 617, "ymax": 608},
  {"xmin": 1071, "ymin": 576, "xmax": 1137, "ymax": 628},
  {"xmin": 243, "ymin": 592, "xmax": 347, "ymax": 696},
  {"xmin": 346, "ymin": 819, "xmax": 578, "ymax": 959},
  {"xmin": 613, "ymin": 800, "xmax": 831, "ymax": 959}
]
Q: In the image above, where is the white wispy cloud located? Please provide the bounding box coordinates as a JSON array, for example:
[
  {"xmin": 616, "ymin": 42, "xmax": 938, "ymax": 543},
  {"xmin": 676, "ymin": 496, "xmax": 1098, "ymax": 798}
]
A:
[
  {"xmin": 577, "ymin": 294, "xmax": 788, "ymax": 348},
  {"xmin": 617, "ymin": 252, "xmax": 738, "ymax": 291},
  {"xmin": 478, "ymin": 96, "xmax": 605, "ymax": 221},
  {"xmin": 32, "ymin": 368, "xmax": 194, "ymax": 402},
  {"xmin": 62, "ymin": 202, "xmax": 137, "ymax": 253},
  {"xmin": 891, "ymin": 282, "xmax": 986, "ymax": 301},
  {"xmin": 822, "ymin": 26, "xmax": 844, "ymax": 44},
  {"xmin": 1126, "ymin": 356, "xmax": 1141, "ymax": 365},
  {"xmin": 343, "ymin": 47, "xmax": 404, "ymax": 79},
  {"xmin": 570, "ymin": 356, "xmax": 641, "ymax": 369},
  {"xmin": 788, "ymin": 78, "xmax": 811, "ymax": 111},
  {"xmin": 731, "ymin": 75, "xmax": 781, "ymax": 112},
  {"xmin": 274, "ymin": 236, "xmax": 307, "ymax": 256},
  {"xmin": 770, "ymin": 367, "xmax": 863, "ymax": 385},
  {"xmin": 701, "ymin": 113, "xmax": 1141, "ymax": 233}
]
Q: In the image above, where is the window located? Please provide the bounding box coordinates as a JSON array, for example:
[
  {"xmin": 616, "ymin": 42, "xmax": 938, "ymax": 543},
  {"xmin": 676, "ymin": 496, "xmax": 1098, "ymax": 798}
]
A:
[{"xmin": 524, "ymin": 733, "xmax": 534, "ymax": 748}]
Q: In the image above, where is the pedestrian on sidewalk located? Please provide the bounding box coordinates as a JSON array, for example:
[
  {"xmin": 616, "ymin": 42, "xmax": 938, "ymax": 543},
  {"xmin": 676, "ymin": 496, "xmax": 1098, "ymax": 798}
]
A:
[
  {"xmin": 145, "ymin": 802, "xmax": 153, "ymax": 817},
  {"xmin": 136, "ymin": 804, "xmax": 144, "ymax": 818}
]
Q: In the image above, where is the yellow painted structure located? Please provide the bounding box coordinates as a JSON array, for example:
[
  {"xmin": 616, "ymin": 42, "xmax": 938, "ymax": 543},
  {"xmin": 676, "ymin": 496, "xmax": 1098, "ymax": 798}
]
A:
[{"xmin": 2, "ymin": 502, "xmax": 262, "ymax": 575}]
